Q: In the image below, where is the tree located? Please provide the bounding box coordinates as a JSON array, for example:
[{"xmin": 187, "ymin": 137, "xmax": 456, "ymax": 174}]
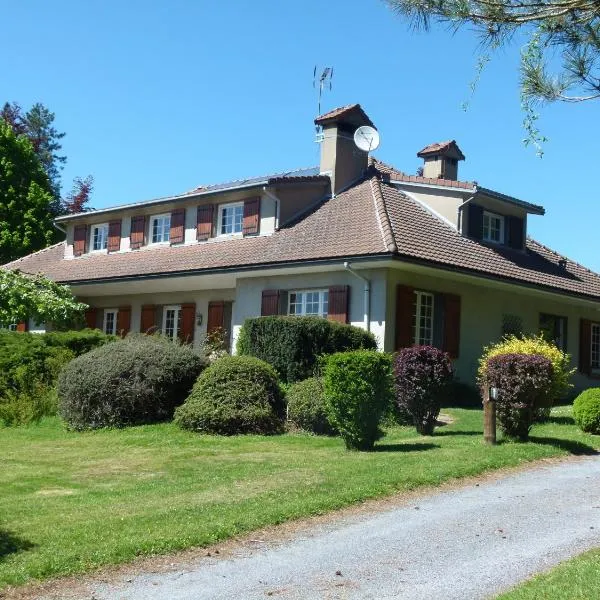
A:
[
  {"xmin": 0, "ymin": 120, "xmax": 58, "ymax": 264},
  {"xmin": 62, "ymin": 175, "xmax": 94, "ymax": 214},
  {"xmin": 0, "ymin": 269, "xmax": 87, "ymax": 327}
]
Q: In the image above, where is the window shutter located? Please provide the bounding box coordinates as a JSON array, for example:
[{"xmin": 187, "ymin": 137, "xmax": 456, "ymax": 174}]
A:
[
  {"xmin": 443, "ymin": 293, "xmax": 461, "ymax": 359},
  {"xmin": 242, "ymin": 197, "xmax": 260, "ymax": 236},
  {"xmin": 16, "ymin": 321, "xmax": 28, "ymax": 332},
  {"xmin": 130, "ymin": 215, "xmax": 146, "ymax": 250},
  {"xmin": 579, "ymin": 319, "xmax": 592, "ymax": 375},
  {"xmin": 261, "ymin": 290, "xmax": 280, "ymax": 316},
  {"xmin": 196, "ymin": 204, "xmax": 214, "ymax": 241},
  {"xmin": 170, "ymin": 208, "xmax": 185, "ymax": 245},
  {"xmin": 467, "ymin": 204, "xmax": 483, "ymax": 240},
  {"xmin": 395, "ymin": 284, "xmax": 414, "ymax": 350},
  {"xmin": 84, "ymin": 308, "xmax": 97, "ymax": 329},
  {"xmin": 207, "ymin": 301, "xmax": 225, "ymax": 334},
  {"xmin": 107, "ymin": 219, "xmax": 122, "ymax": 253},
  {"xmin": 116, "ymin": 306, "xmax": 131, "ymax": 337},
  {"xmin": 507, "ymin": 216, "xmax": 524, "ymax": 250},
  {"xmin": 327, "ymin": 286, "xmax": 350, "ymax": 324},
  {"xmin": 73, "ymin": 224, "xmax": 87, "ymax": 256},
  {"xmin": 180, "ymin": 303, "xmax": 196, "ymax": 343},
  {"xmin": 141, "ymin": 304, "xmax": 157, "ymax": 334}
]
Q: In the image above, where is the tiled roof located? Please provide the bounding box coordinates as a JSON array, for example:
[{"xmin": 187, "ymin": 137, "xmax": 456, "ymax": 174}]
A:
[
  {"xmin": 417, "ymin": 140, "xmax": 465, "ymax": 160},
  {"xmin": 314, "ymin": 104, "xmax": 375, "ymax": 128}
]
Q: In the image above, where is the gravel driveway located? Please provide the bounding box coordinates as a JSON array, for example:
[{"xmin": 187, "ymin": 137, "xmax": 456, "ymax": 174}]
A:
[{"xmin": 50, "ymin": 456, "xmax": 600, "ymax": 600}]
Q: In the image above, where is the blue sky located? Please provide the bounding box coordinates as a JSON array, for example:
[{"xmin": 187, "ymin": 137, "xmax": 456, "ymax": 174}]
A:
[{"xmin": 3, "ymin": 0, "xmax": 598, "ymax": 270}]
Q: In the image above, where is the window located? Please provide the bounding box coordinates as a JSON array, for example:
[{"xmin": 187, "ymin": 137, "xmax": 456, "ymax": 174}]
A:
[
  {"xmin": 592, "ymin": 324, "xmax": 600, "ymax": 369},
  {"xmin": 288, "ymin": 290, "xmax": 328, "ymax": 318},
  {"xmin": 539, "ymin": 313, "xmax": 568, "ymax": 352},
  {"xmin": 219, "ymin": 202, "xmax": 244, "ymax": 235},
  {"xmin": 412, "ymin": 291, "xmax": 434, "ymax": 346},
  {"xmin": 151, "ymin": 214, "xmax": 170, "ymax": 244},
  {"xmin": 502, "ymin": 314, "xmax": 523, "ymax": 337},
  {"xmin": 7, "ymin": 323, "xmax": 17, "ymax": 331},
  {"xmin": 91, "ymin": 224, "xmax": 109, "ymax": 251},
  {"xmin": 483, "ymin": 211, "xmax": 504, "ymax": 243},
  {"xmin": 162, "ymin": 305, "xmax": 182, "ymax": 340},
  {"xmin": 103, "ymin": 309, "xmax": 118, "ymax": 335}
]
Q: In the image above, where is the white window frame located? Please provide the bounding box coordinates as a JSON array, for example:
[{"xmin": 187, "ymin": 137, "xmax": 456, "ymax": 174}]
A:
[
  {"xmin": 482, "ymin": 211, "xmax": 505, "ymax": 244},
  {"xmin": 103, "ymin": 309, "xmax": 118, "ymax": 336},
  {"xmin": 218, "ymin": 202, "xmax": 244, "ymax": 236},
  {"xmin": 90, "ymin": 223, "xmax": 109, "ymax": 252},
  {"xmin": 7, "ymin": 323, "xmax": 18, "ymax": 331},
  {"xmin": 288, "ymin": 289, "xmax": 329, "ymax": 318},
  {"xmin": 150, "ymin": 214, "xmax": 171, "ymax": 244},
  {"xmin": 591, "ymin": 323, "xmax": 600, "ymax": 370},
  {"xmin": 413, "ymin": 291, "xmax": 434, "ymax": 346},
  {"xmin": 162, "ymin": 305, "xmax": 182, "ymax": 340}
]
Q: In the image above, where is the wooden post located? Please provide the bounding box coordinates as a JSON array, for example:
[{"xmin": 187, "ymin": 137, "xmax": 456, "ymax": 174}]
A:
[{"xmin": 483, "ymin": 387, "xmax": 497, "ymax": 445}]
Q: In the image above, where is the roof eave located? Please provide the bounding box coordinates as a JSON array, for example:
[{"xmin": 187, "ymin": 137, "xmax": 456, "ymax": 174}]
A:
[{"xmin": 476, "ymin": 187, "xmax": 545, "ymax": 215}]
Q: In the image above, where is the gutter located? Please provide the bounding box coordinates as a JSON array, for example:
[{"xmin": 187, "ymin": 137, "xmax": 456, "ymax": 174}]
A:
[
  {"xmin": 343, "ymin": 261, "xmax": 371, "ymax": 332},
  {"xmin": 53, "ymin": 221, "xmax": 66, "ymax": 236}
]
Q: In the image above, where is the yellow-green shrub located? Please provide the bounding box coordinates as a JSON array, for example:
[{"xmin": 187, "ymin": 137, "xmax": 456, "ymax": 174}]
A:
[{"xmin": 478, "ymin": 334, "xmax": 574, "ymax": 403}]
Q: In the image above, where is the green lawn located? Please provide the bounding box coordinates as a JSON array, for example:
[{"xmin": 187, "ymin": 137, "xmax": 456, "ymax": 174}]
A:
[
  {"xmin": 1, "ymin": 406, "xmax": 598, "ymax": 588},
  {"xmin": 497, "ymin": 548, "xmax": 600, "ymax": 599}
]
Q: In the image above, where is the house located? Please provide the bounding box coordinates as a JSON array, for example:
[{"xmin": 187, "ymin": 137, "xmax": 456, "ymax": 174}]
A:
[{"xmin": 5, "ymin": 103, "xmax": 600, "ymax": 390}]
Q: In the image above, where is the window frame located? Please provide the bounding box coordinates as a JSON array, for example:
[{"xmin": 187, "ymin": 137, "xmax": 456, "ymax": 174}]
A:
[
  {"xmin": 150, "ymin": 214, "xmax": 171, "ymax": 245},
  {"xmin": 103, "ymin": 309, "xmax": 118, "ymax": 336},
  {"xmin": 7, "ymin": 323, "xmax": 18, "ymax": 332},
  {"xmin": 90, "ymin": 223, "xmax": 109, "ymax": 252},
  {"xmin": 482, "ymin": 210, "xmax": 505, "ymax": 244},
  {"xmin": 412, "ymin": 290, "xmax": 434, "ymax": 346},
  {"xmin": 591, "ymin": 323, "xmax": 600, "ymax": 371},
  {"xmin": 217, "ymin": 202, "xmax": 244, "ymax": 237},
  {"xmin": 287, "ymin": 289, "xmax": 329, "ymax": 318},
  {"xmin": 162, "ymin": 304, "xmax": 182, "ymax": 340}
]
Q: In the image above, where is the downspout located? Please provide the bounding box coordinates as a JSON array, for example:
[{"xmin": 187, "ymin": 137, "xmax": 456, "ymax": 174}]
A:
[
  {"xmin": 457, "ymin": 194, "xmax": 477, "ymax": 233},
  {"xmin": 262, "ymin": 187, "xmax": 281, "ymax": 230},
  {"xmin": 343, "ymin": 261, "xmax": 370, "ymax": 332}
]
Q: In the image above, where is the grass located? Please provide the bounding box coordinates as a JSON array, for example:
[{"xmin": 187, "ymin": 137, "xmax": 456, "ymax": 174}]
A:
[
  {"xmin": 1, "ymin": 405, "xmax": 598, "ymax": 588},
  {"xmin": 497, "ymin": 548, "xmax": 600, "ymax": 599}
]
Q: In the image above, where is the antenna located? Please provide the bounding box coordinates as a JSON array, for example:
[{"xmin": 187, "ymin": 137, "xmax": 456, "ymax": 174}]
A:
[{"xmin": 313, "ymin": 66, "xmax": 333, "ymax": 122}]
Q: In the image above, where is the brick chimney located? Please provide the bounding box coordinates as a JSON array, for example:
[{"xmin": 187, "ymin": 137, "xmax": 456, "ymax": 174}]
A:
[
  {"xmin": 314, "ymin": 104, "xmax": 375, "ymax": 195},
  {"xmin": 417, "ymin": 140, "xmax": 465, "ymax": 181}
]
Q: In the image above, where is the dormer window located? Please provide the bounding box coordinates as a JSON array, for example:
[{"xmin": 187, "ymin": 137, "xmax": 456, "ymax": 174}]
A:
[
  {"xmin": 151, "ymin": 214, "xmax": 171, "ymax": 244},
  {"xmin": 219, "ymin": 202, "xmax": 244, "ymax": 236},
  {"xmin": 91, "ymin": 224, "xmax": 109, "ymax": 251},
  {"xmin": 483, "ymin": 211, "xmax": 504, "ymax": 244}
]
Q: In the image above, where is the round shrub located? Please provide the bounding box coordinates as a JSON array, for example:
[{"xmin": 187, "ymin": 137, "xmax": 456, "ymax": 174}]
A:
[
  {"xmin": 573, "ymin": 388, "xmax": 600, "ymax": 434},
  {"xmin": 393, "ymin": 346, "xmax": 453, "ymax": 435},
  {"xmin": 323, "ymin": 350, "xmax": 393, "ymax": 451},
  {"xmin": 174, "ymin": 355, "xmax": 285, "ymax": 435},
  {"xmin": 58, "ymin": 335, "xmax": 206, "ymax": 430},
  {"xmin": 286, "ymin": 377, "xmax": 336, "ymax": 435}
]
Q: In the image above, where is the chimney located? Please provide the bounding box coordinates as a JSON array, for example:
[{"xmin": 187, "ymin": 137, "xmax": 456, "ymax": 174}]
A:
[
  {"xmin": 417, "ymin": 140, "xmax": 465, "ymax": 181},
  {"xmin": 314, "ymin": 104, "xmax": 375, "ymax": 195}
]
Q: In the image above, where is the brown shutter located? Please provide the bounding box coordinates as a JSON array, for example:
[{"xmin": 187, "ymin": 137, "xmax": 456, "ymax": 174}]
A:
[
  {"xmin": 107, "ymin": 219, "xmax": 122, "ymax": 253},
  {"xmin": 261, "ymin": 290, "xmax": 281, "ymax": 316},
  {"xmin": 170, "ymin": 208, "xmax": 185, "ymax": 245},
  {"xmin": 130, "ymin": 215, "xmax": 146, "ymax": 250},
  {"xmin": 507, "ymin": 216, "xmax": 524, "ymax": 250},
  {"xmin": 196, "ymin": 204, "xmax": 214, "ymax": 241},
  {"xmin": 580, "ymin": 319, "xmax": 592, "ymax": 375},
  {"xmin": 242, "ymin": 197, "xmax": 260, "ymax": 236},
  {"xmin": 468, "ymin": 204, "xmax": 483, "ymax": 240},
  {"xmin": 84, "ymin": 308, "xmax": 97, "ymax": 330},
  {"xmin": 207, "ymin": 301, "xmax": 225, "ymax": 334},
  {"xmin": 395, "ymin": 284, "xmax": 415, "ymax": 350},
  {"xmin": 141, "ymin": 305, "xmax": 157, "ymax": 334},
  {"xmin": 327, "ymin": 286, "xmax": 349, "ymax": 324},
  {"xmin": 179, "ymin": 303, "xmax": 196, "ymax": 343},
  {"xmin": 116, "ymin": 306, "xmax": 131, "ymax": 337},
  {"xmin": 73, "ymin": 224, "xmax": 87, "ymax": 256},
  {"xmin": 443, "ymin": 293, "xmax": 461, "ymax": 359},
  {"xmin": 16, "ymin": 321, "xmax": 28, "ymax": 332}
]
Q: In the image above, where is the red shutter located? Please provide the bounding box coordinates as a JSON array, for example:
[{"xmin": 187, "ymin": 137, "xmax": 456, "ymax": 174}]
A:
[
  {"xmin": 197, "ymin": 204, "xmax": 214, "ymax": 241},
  {"xmin": 327, "ymin": 286, "xmax": 349, "ymax": 324},
  {"xmin": 580, "ymin": 319, "xmax": 592, "ymax": 375},
  {"xmin": 84, "ymin": 308, "xmax": 97, "ymax": 330},
  {"xmin": 73, "ymin": 224, "xmax": 87, "ymax": 256},
  {"xmin": 443, "ymin": 293, "xmax": 461, "ymax": 359},
  {"xmin": 170, "ymin": 208, "xmax": 185, "ymax": 245},
  {"xmin": 130, "ymin": 215, "xmax": 146, "ymax": 250},
  {"xmin": 179, "ymin": 303, "xmax": 196, "ymax": 343},
  {"xmin": 107, "ymin": 220, "xmax": 122, "ymax": 253},
  {"xmin": 207, "ymin": 301, "xmax": 225, "ymax": 334},
  {"xmin": 16, "ymin": 321, "xmax": 28, "ymax": 332},
  {"xmin": 141, "ymin": 305, "xmax": 156, "ymax": 334},
  {"xmin": 395, "ymin": 285, "xmax": 414, "ymax": 350},
  {"xmin": 261, "ymin": 290, "xmax": 281, "ymax": 316},
  {"xmin": 242, "ymin": 197, "xmax": 260, "ymax": 236},
  {"xmin": 116, "ymin": 306, "xmax": 131, "ymax": 337}
]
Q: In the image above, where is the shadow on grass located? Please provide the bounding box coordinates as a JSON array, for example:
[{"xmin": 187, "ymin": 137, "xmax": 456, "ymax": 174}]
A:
[
  {"xmin": 433, "ymin": 430, "xmax": 481, "ymax": 437},
  {"xmin": 374, "ymin": 442, "xmax": 439, "ymax": 453},
  {"xmin": 528, "ymin": 436, "xmax": 598, "ymax": 456},
  {"xmin": 0, "ymin": 530, "xmax": 35, "ymax": 561},
  {"xmin": 543, "ymin": 416, "xmax": 575, "ymax": 426}
]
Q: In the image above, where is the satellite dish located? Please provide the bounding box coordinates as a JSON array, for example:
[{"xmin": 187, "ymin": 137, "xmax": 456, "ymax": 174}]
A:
[{"xmin": 354, "ymin": 126, "xmax": 380, "ymax": 152}]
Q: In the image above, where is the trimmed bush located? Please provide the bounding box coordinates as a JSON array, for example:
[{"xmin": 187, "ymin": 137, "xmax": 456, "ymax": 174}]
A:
[
  {"xmin": 236, "ymin": 316, "xmax": 377, "ymax": 383},
  {"xmin": 322, "ymin": 350, "xmax": 393, "ymax": 451},
  {"xmin": 484, "ymin": 353, "xmax": 554, "ymax": 441},
  {"xmin": 58, "ymin": 335, "xmax": 206, "ymax": 430},
  {"xmin": 573, "ymin": 388, "xmax": 600, "ymax": 434},
  {"xmin": 393, "ymin": 346, "xmax": 453, "ymax": 435},
  {"xmin": 286, "ymin": 377, "xmax": 336, "ymax": 435},
  {"xmin": 175, "ymin": 355, "xmax": 285, "ymax": 435}
]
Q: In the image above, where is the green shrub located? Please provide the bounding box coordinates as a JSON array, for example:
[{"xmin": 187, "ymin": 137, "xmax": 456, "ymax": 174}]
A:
[
  {"xmin": 573, "ymin": 388, "xmax": 600, "ymax": 434},
  {"xmin": 286, "ymin": 377, "xmax": 336, "ymax": 435},
  {"xmin": 58, "ymin": 335, "xmax": 206, "ymax": 430},
  {"xmin": 175, "ymin": 355, "xmax": 284, "ymax": 435},
  {"xmin": 237, "ymin": 316, "xmax": 377, "ymax": 383},
  {"xmin": 322, "ymin": 350, "xmax": 393, "ymax": 451}
]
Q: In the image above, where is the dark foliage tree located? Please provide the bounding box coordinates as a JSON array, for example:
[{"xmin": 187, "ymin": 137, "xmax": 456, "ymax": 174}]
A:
[{"xmin": 62, "ymin": 175, "xmax": 94, "ymax": 214}]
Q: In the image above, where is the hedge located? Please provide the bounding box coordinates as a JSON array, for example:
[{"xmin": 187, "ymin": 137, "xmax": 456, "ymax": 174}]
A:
[{"xmin": 286, "ymin": 377, "xmax": 336, "ymax": 435}]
